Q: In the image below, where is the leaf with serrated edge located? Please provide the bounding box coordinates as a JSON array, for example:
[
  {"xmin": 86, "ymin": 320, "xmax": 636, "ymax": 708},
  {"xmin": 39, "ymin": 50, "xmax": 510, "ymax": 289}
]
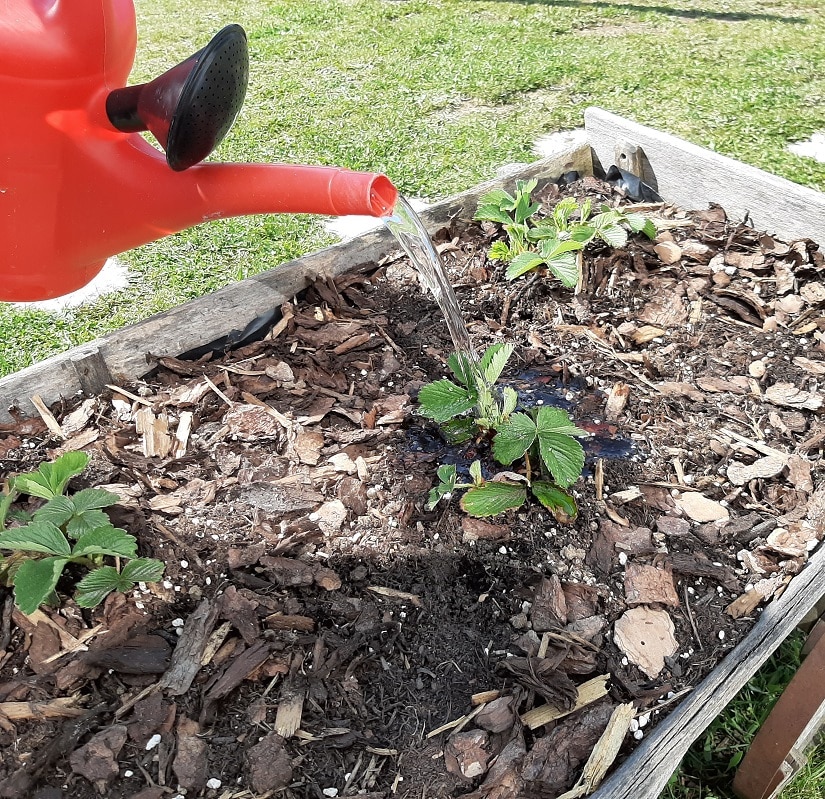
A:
[
  {"xmin": 598, "ymin": 225, "xmax": 628, "ymax": 248},
  {"xmin": 482, "ymin": 343, "xmax": 514, "ymax": 386},
  {"xmin": 535, "ymin": 406, "xmax": 589, "ymax": 437},
  {"xmin": 33, "ymin": 496, "xmax": 75, "ymax": 528},
  {"xmin": 0, "ymin": 521, "xmax": 71, "ymax": 556},
  {"xmin": 506, "ymin": 253, "xmax": 544, "ymax": 280},
  {"xmin": 501, "ymin": 387, "xmax": 518, "ymax": 418},
  {"xmin": 44, "ymin": 452, "xmax": 89, "ymax": 495},
  {"xmin": 546, "ymin": 253, "xmax": 580, "ymax": 287},
  {"xmin": 13, "ymin": 557, "xmax": 68, "ymax": 614},
  {"xmin": 418, "ymin": 379, "xmax": 475, "ymax": 422},
  {"xmin": 67, "ymin": 509, "xmax": 112, "ymax": 539},
  {"xmin": 71, "ymin": 488, "xmax": 119, "ymax": 513},
  {"xmin": 436, "ymin": 464, "xmax": 458, "ymax": 486},
  {"xmin": 493, "ymin": 413, "xmax": 537, "ymax": 465},
  {"xmin": 447, "ymin": 352, "xmax": 476, "ymax": 388},
  {"xmin": 538, "ymin": 432, "xmax": 585, "ymax": 488},
  {"xmin": 120, "ymin": 558, "xmax": 165, "ymax": 583},
  {"xmin": 469, "ymin": 460, "xmax": 484, "ymax": 485},
  {"xmin": 71, "ymin": 527, "xmax": 137, "ymax": 559},
  {"xmin": 461, "ymin": 482, "xmax": 526, "ymax": 517},
  {"xmin": 74, "ymin": 566, "xmax": 131, "ymax": 608},
  {"xmin": 531, "ymin": 481, "xmax": 578, "ymax": 523}
]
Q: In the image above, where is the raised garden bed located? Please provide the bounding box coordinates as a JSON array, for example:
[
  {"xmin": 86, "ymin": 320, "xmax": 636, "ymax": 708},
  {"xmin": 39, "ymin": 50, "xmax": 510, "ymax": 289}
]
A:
[{"xmin": 0, "ymin": 109, "xmax": 824, "ymax": 799}]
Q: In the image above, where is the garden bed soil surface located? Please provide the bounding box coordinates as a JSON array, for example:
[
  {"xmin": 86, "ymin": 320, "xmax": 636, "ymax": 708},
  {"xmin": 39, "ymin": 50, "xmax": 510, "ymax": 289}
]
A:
[{"xmin": 1, "ymin": 176, "xmax": 824, "ymax": 799}]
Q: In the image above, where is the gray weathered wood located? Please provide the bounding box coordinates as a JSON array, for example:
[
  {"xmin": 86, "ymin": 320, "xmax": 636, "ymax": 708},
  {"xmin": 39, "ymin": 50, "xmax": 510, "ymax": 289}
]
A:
[
  {"xmin": 586, "ymin": 107, "xmax": 825, "ymax": 244},
  {"xmin": 0, "ymin": 137, "xmax": 590, "ymax": 423},
  {"xmin": 589, "ymin": 540, "xmax": 825, "ymax": 799}
]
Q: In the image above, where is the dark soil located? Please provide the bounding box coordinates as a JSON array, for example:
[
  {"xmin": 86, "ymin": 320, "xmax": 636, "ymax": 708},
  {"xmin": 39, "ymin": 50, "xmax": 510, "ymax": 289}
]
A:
[{"xmin": 1, "ymin": 175, "xmax": 823, "ymax": 799}]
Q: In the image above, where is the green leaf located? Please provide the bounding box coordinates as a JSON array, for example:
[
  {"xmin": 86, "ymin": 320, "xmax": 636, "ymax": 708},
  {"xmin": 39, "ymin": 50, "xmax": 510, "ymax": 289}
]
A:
[
  {"xmin": 13, "ymin": 556, "xmax": 69, "ymax": 614},
  {"xmin": 641, "ymin": 219, "xmax": 658, "ymax": 239},
  {"xmin": 597, "ymin": 224, "xmax": 628, "ymax": 248},
  {"xmin": 460, "ymin": 481, "xmax": 526, "ymax": 517},
  {"xmin": 418, "ymin": 379, "xmax": 476, "ymax": 422},
  {"xmin": 513, "ymin": 179, "xmax": 539, "ymax": 224},
  {"xmin": 488, "ymin": 241, "xmax": 512, "ymax": 262},
  {"xmin": 480, "ymin": 342, "xmax": 514, "ymax": 386},
  {"xmin": 537, "ymin": 431, "xmax": 585, "ymax": 488},
  {"xmin": 493, "ymin": 413, "xmax": 537, "ymax": 465},
  {"xmin": 33, "ymin": 496, "xmax": 75, "ymax": 528},
  {"xmin": 531, "ymin": 481, "xmax": 578, "ymax": 523},
  {"xmin": 535, "ymin": 407, "xmax": 587, "ymax": 487},
  {"xmin": 441, "ymin": 418, "xmax": 476, "ymax": 444},
  {"xmin": 447, "ymin": 351, "xmax": 476, "ymax": 388},
  {"xmin": 0, "ymin": 487, "xmax": 18, "ymax": 531},
  {"xmin": 71, "ymin": 488, "xmax": 119, "ymax": 513},
  {"xmin": 475, "ymin": 188, "xmax": 516, "ymax": 223},
  {"xmin": 469, "ymin": 459, "xmax": 484, "ymax": 486},
  {"xmin": 436, "ymin": 464, "xmax": 458, "ymax": 487},
  {"xmin": 544, "ymin": 253, "xmax": 579, "ymax": 287},
  {"xmin": 501, "ymin": 387, "xmax": 519, "ymax": 418},
  {"xmin": 540, "ymin": 237, "xmax": 586, "ymax": 258},
  {"xmin": 0, "ymin": 521, "xmax": 71, "ymax": 556},
  {"xmin": 13, "ymin": 452, "xmax": 89, "ymax": 499},
  {"xmin": 569, "ymin": 225, "xmax": 596, "ymax": 244},
  {"xmin": 553, "ymin": 197, "xmax": 579, "ymax": 228},
  {"xmin": 426, "ymin": 464, "xmax": 457, "ymax": 510},
  {"xmin": 535, "ymin": 406, "xmax": 589, "ymax": 438},
  {"xmin": 120, "ymin": 558, "xmax": 165, "ymax": 584},
  {"xmin": 71, "ymin": 527, "xmax": 137, "ymax": 559},
  {"xmin": 505, "ymin": 252, "xmax": 544, "ymax": 280},
  {"xmin": 66, "ymin": 509, "xmax": 113, "ymax": 539},
  {"xmin": 74, "ymin": 566, "xmax": 131, "ymax": 608}
]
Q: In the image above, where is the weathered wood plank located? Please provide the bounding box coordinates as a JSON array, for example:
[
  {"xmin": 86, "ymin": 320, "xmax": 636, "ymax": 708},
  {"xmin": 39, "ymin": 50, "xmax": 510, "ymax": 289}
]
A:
[
  {"xmin": 589, "ymin": 541, "xmax": 825, "ymax": 799},
  {"xmin": 585, "ymin": 107, "xmax": 825, "ymax": 245},
  {"xmin": 0, "ymin": 137, "xmax": 590, "ymax": 423}
]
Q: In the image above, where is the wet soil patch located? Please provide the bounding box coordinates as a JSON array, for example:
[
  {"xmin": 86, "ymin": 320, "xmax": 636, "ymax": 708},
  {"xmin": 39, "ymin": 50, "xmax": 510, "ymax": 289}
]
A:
[{"xmin": 0, "ymin": 176, "xmax": 823, "ymax": 798}]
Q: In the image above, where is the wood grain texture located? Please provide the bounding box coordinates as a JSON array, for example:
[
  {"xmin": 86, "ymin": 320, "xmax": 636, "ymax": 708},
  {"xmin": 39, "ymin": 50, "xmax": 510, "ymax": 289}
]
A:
[
  {"xmin": 586, "ymin": 107, "xmax": 825, "ymax": 244},
  {"xmin": 0, "ymin": 137, "xmax": 590, "ymax": 423},
  {"xmin": 589, "ymin": 541, "xmax": 825, "ymax": 799}
]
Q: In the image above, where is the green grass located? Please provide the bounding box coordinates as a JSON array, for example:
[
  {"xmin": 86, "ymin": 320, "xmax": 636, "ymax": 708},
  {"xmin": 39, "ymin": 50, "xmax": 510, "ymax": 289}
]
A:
[
  {"xmin": 3, "ymin": 0, "xmax": 825, "ymax": 371},
  {"xmin": 663, "ymin": 632, "xmax": 825, "ymax": 799}
]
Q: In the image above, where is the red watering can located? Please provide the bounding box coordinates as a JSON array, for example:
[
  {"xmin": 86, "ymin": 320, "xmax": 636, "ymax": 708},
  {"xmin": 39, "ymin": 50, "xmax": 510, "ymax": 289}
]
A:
[{"xmin": 0, "ymin": 0, "xmax": 398, "ymax": 301}]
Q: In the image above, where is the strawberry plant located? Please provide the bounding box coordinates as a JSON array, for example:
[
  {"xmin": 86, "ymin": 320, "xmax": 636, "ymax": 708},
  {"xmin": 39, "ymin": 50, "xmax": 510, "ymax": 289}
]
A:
[
  {"xmin": 475, "ymin": 180, "xmax": 657, "ymax": 285},
  {"xmin": 419, "ymin": 344, "xmax": 588, "ymax": 520},
  {"xmin": 0, "ymin": 452, "xmax": 164, "ymax": 614}
]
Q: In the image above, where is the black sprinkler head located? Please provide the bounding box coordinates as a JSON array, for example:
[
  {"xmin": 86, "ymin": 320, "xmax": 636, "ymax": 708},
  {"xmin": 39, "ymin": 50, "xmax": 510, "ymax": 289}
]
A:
[{"xmin": 106, "ymin": 24, "xmax": 249, "ymax": 171}]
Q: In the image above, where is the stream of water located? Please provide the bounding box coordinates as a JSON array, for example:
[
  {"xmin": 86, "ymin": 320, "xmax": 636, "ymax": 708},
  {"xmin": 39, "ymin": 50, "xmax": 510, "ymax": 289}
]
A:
[{"xmin": 383, "ymin": 196, "xmax": 475, "ymax": 359}]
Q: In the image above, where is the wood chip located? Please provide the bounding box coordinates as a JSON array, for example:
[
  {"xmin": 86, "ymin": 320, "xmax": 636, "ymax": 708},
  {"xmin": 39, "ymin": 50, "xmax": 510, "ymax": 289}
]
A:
[
  {"xmin": 0, "ymin": 697, "xmax": 85, "ymax": 720},
  {"xmin": 367, "ymin": 585, "xmax": 423, "ymax": 607},
  {"xmin": 624, "ymin": 563, "xmax": 680, "ymax": 607},
  {"xmin": 30, "ymin": 394, "xmax": 64, "ymax": 439},
  {"xmin": 604, "ymin": 382, "xmax": 630, "ymax": 421},
  {"xmin": 521, "ymin": 675, "xmax": 610, "ymax": 730},
  {"xmin": 765, "ymin": 382, "xmax": 823, "ymax": 411},
  {"xmin": 613, "ymin": 607, "xmax": 678, "ymax": 679},
  {"xmin": 654, "ymin": 241, "xmax": 682, "ymax": 264},
  {"xmin": 673, "ymin": 491, "xmax": 729, "ymax": 523},
  {"xmin": 556, "ymin": 702, "xmax": 636, "ymax": 799},
  {"xmin": 726, "ymin": 454, "xmax": 787, "ymax": 486}
]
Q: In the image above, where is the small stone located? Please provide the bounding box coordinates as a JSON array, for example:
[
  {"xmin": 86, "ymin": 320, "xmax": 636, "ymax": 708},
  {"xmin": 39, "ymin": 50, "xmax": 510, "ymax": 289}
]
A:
[{"xmin": 748, "ymin": 360, "xmax": 766, "ymax": 378}]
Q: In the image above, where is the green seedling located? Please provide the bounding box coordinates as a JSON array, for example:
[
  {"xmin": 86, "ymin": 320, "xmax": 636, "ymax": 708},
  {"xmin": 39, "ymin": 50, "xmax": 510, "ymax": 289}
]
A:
[
  {"xmin": 476, "ymin": 182, "xmax": 656, "ymax": 286},
  {"xmin": 0, "ymin": 452, "xmax": 164, "ymax": 614},
  {"xmin": 474, "ymin": 178, "xmax": 541, "ymax": 262},
  {"xmin": 419, "ymin": 344, "xmax": 588, "ymax": 520}
]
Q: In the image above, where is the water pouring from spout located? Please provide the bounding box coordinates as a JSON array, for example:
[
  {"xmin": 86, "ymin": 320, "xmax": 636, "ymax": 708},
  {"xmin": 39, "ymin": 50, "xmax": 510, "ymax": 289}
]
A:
[{"xmin": 383, "ymin": 197, "xmax": 475, "ymax": 360}]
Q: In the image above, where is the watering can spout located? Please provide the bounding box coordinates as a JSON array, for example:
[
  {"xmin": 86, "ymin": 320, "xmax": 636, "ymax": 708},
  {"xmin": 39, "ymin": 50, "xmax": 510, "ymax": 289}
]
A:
[{"xmin": 0, "ymin": 1, "xmax": 400, "ymax": 302}]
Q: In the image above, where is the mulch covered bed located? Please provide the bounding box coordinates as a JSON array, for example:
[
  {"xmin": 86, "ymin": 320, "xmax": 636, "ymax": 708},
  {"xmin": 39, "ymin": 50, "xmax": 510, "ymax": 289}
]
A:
[{"xmin": 1, "ymin": 176, "xmax": 824, "ymax": 799}]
